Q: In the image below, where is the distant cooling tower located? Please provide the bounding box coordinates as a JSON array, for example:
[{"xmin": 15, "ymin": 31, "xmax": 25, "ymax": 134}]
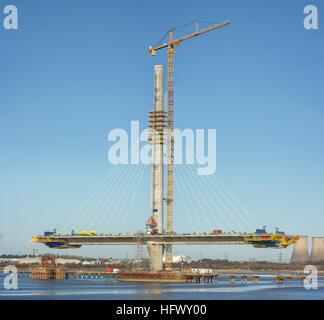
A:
[
  {"xmin": 290, "ymin": 236, "xmax": 309, "ymax": 264},
  {"xmin": 310, "ymin": 237, "xmax": 324, "ymax": 263}
]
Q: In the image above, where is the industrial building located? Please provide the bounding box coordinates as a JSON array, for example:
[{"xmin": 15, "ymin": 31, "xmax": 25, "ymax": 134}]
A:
[
  {"xmin": 162, "ymin": 254, "xmax": 192, "ymax": 264},
  {"xmin": 310, "ymin": 237, "xmax": 324, "ymax": 263},
  {"xmin": 290, "ymin": 236, "xmax": 309, "ymax": 264}
]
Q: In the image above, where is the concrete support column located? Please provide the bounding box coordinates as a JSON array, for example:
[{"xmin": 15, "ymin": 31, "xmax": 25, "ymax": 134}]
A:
[
  {"xmin": 147, "ymin": 242, "xmax": 164, "ymax": 271},
  {"xmin": 276, "ymin": 277, "xmax": 283, "ymax": 284},
  {"xmin": 241, "ymin": 276, "xmax": 247, "ymax": 284},
  {"xmin": 150, "ymin": 65, "xmax": 165, "ymax": 234}
]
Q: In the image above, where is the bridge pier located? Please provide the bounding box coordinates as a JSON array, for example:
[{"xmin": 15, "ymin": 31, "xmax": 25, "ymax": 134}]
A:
[
  {"xmin": 276, "ymin": 276, "xmax": 283, "ymax": 284},
  {"xmin": 147, "ymin": 242, "xmax": 164, "ymax": 271}
]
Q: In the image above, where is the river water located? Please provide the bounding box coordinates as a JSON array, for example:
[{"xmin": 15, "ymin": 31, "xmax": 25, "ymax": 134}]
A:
[{"xmin": 1, "ymin": 273, "xmax": 324, "ymax": 300}]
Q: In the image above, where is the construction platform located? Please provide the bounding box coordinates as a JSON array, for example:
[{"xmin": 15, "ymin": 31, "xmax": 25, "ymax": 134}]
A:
[
  {"xmin": 118, "ymin": 271, "xmax": 324, "ymax": 284},
  {"xmin": 118, "ymin": 271, "xmax": 187, "ymax": 282},
  {"xmin": 30, "ymin": 266, "xmax": 66, "ymax": 280},
  {"xmin": 29, "ymin": 256, "xmax": 67, "ymax": 280},
  {"xmin": 3, "ymin": 267, "xmax": 323, "ymax": 285}
]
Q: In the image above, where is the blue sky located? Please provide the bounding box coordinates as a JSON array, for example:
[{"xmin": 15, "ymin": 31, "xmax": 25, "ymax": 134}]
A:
[{"xmin": 1, "ymin": 0, "xmax": 323, "ymax": 261}]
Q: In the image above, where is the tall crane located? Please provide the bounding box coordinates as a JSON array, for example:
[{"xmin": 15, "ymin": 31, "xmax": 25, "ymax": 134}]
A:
[{"xmin": 148, "ymin": 20, "xmax": 230, "ymax": 270}]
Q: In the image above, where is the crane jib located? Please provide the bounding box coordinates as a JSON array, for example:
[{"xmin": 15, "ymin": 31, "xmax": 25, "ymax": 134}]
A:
[{"xmin": 148, "ymin": 20, "xmax": 231, "ymax": 53}]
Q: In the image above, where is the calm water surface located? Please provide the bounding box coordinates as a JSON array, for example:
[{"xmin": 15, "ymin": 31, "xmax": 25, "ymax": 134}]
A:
[{"xmin": 0, "ymin": 273, "xmax": 323, "ymax": 300}]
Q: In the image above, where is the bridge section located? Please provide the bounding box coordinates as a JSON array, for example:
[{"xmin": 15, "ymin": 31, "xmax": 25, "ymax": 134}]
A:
[
  {"xmin": 39, "ymin": 233, "xmax": 247, "ymax": 246},
  {"xmin": 33, "ymin": 232, "xmax": 299, "ymax": 271},
  {"xmin": 33, "ymin": 233, "xmax": 248, "ymax": 271}
]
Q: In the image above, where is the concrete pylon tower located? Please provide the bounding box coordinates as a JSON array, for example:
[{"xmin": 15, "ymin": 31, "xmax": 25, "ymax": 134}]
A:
[
  {"xmin": 310, "ymin": 237, "xmax": 324, "ymax": 263},
  {"xmin": 290, "ymin": 236, "xmax": 309, "ymax": 264},
  {"xmin": 146, "ymin": 65, "xmax": 166, "ymax": 272},
  {"xmin": 148, "ymin": 65, "xmax": 166, "ymax": 234}
]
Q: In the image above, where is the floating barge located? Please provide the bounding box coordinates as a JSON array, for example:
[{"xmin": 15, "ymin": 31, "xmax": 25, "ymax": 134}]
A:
[{"xmin": 118, "ymin": 271, "xmax": 187, "ymax": 282}]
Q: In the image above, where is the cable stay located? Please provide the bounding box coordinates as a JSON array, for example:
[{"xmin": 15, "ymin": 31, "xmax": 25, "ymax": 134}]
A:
[
  {"xmin": 172, "ymin": 139, "xmax": 259, "ymax": 233},
  {"xmin": 61, "ymin": 139, "xmax": 148, "ymax": 234}
]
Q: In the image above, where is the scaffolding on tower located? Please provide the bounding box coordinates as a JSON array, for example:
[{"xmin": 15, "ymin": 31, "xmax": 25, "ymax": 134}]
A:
[{"xmin": 148, "ymin": 20, "xmax": 231, "ymax": 269}]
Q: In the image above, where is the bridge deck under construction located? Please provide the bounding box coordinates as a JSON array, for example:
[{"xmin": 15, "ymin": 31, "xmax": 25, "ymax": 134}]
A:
[{"xmin": 36, "ymin": 233, "xmax": 247, "ymax": 246}]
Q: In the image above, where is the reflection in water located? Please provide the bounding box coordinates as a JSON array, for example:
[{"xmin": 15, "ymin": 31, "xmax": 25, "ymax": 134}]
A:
[
  {"xmin": 40, "ymin": 291, "xmax": 56, "ymax": 295},
  {"xmin": 133, "ymin": 282, "xmax": 163, "ymax": 298},
  {"xmin": 1, "ymin": 273, "xmax": 324, "ymax": 300},
  {"xmin": 138, "ymin": 282, "xmax": 173, "ymax": 298},
  {"xmin": 148, "ymin": 283, "xmax": 163, "ymax": 295}
]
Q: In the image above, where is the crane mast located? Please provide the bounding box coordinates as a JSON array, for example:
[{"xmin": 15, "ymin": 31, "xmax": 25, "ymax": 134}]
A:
[
  {"xmin": 165, "ymin": 29, "xmax": 175, "ymax": 270},
  {"xmin": 148, "ymin": 20, "xmax": 230, "ymax": 270}
]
